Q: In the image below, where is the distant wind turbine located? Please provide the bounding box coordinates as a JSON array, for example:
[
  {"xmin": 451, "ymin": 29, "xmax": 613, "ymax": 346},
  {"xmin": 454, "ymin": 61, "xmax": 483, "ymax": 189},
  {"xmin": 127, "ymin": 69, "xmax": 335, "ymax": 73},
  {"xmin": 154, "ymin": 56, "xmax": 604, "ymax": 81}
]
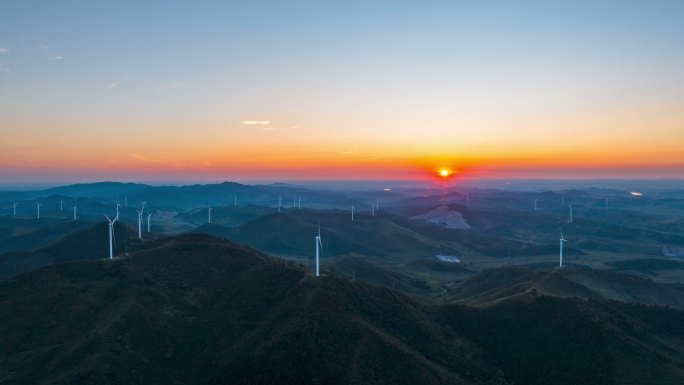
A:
[
  {"xmin": 371, "ymin": 201, "xmax": 375, "ymax": 216},
  {"xmin": 534, "ymin": 198, "xmax": 538, "ymax": 211},
  {"xmin": 234, "ymin": 194, "xmax": 237, "ymax": 206},
  {"xmin": 208, "ymin": 207, "xmax": 212, "ymax": 224},
  {"xmin": 315, "ymin": 218, "xmax": 322, "ymax": 277},
  {"xmin": 278, "ymin": 195, "xmax": 282, "ymax": 212},
  {"xmin": 559, "ymin": 229, "xmax": 568, "ymax": 267},
  {"xmin": 36, "ymin": 202, "xmax": 42, "ymax": 219},
  {"xmin": 60, "ymin": 199, "xmax": 63, "ymax": 211},
  {"xmin": 13, "ymin": 202, "xmax": 17, "ymax": 217},
  {"xmin": 605, "ymin": 198, "xmax": 609, "ymax": 210},
  {"xmin": 293, "ymin": 195, "xmax": 296, "ymax": 208},
  {"xmin": 136, "ymin": 207, "xmax": 144, "ymax": 239},
  {"xmin": 115, "ymin": 203, "xmax": 121, "ymax": 221},
  {"xmin": 147, "ymin": 212, "xmax": 152, "ymax": 232},
  {"xmin": 298, "ymin": 196, "xmax": 301, "ymax": 209},
  {"xmin": 568, "ymin": 205, "xmax": 573, "ymax": 223},
  {"xmin": 351, "ymin": 205, "xmax": 354, "ymax": 222},
  {"xmin": 73, "ymin": 203, "xmax": 77, "ymax": 221},
  {"xmin": 104, "ymin": 214, "xmax": 115, "ymax": 260}
]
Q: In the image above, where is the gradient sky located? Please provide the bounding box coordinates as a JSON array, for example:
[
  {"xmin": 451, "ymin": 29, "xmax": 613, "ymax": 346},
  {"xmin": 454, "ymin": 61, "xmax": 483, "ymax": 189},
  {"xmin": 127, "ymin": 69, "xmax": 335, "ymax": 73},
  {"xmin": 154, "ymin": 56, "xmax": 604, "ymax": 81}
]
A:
[{"xmin": 1, "ymin": 0, "xmax": 683, "ymax": 183}]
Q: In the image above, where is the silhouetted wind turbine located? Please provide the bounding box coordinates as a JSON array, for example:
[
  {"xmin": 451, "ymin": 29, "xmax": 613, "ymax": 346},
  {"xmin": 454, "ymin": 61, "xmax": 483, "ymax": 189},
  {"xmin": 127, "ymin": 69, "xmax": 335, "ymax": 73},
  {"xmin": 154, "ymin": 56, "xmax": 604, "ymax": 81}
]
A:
[
  {"xmin": 136, "ymin": 207, "xmax": 144, "ymax": 239},
  {"xmin": 104, "ymin": 214, "xmax": 115, "ymax": 260},
  {"xmin": 559, "ymin": 229, "xmax": 567, "ymax": 267},
  {"xmin": 315, "ymin": 218, "xmax": 322, "ymax": 277}
]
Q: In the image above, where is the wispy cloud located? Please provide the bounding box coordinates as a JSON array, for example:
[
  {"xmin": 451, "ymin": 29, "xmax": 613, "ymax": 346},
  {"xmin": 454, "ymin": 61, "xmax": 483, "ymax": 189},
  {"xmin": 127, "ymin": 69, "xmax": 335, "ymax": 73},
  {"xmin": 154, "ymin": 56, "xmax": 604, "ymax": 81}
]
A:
[
  {"xmin": 129, "ymin": 153, "xmax": 161, "ymax": 163},
  {"xmin": 107, "ymin": 77, "xmax": 130, "ymax": 89},
  {"xmin": 241, "ymin": 120, "xmax": 271, "ymax": 125},
  {"xmin": 341, "ymin": 149, "xmax": 359, "ymax": 155},
  {"xmin": 49, "ymin": 55, "xmax": 63, "ymax": 61},
  {"xmin": 0, "ymin": 48, "xmax": 10, "ymax": 54}
]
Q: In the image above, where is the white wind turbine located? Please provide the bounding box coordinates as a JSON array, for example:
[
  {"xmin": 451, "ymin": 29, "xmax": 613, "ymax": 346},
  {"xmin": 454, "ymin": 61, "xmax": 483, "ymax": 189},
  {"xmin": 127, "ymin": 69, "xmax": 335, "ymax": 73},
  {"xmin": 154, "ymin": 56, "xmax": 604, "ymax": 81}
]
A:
[
  {"xmin": 208, "ymin": 207, "xmax": 212, "ymax": 224},
  {"xmin": 351, "ymin": 205, "xmax": 354, "ymax": 221},
  {"xmin": 278, "ymin": 195, "xmax": 282, "ymax": 212},
  {"xmin": 298, "ymin": 196, "xmax": 301, "ymax": 209},
  {"xmin": 136, "ymin": 206, "xmax": 144, "ymax": 239},
  {"xmin": 315, "ymin": 218, "xmax": 323, "ymax": 277},
  {"xmin": 605, "ymin": 198, "xmax": 609, "ymax": 210},
  {"xmin": 534, "ymin": 198, "xmax": 538, "ymax": 211},
  {"xmin": 36, "ymin": 202, "xmax": 42, "ymax": 219},
  {"xmin": 73, "ymin": 202, "xmax": 77, "ymax": 221},
  {"xmin": 115, "ymin": 203, "xmax": 121, "ymax": 221},
  {"xmin": 104, "ymin": 214, "xmax": 115, "ymax": 260},
  {"xmin": 371, "ymin": 201, "xmax": 375, "ymax": 216},
  {"xmin": 147, "ymin": 212, "xmax": 152, "ymax": 232},
  {"xmin": 293, "ymin": 195, "xmax": 296, "ymax": 208},
  {"xmin": 13, "ymin": 202, "xmax": 17, "ymax": 217},
  {"xmin": 559, "ymin": 229, "xmax": 567, "ymax": 267},
  {"xmin": 568, "ymin": 205, "xmax": 573, "ymax": 223},
  {"xmin": 60, "ymin": 199, "xmax": 63, "ymax": 211},
  {"xmin": 234, "ymin": 194, "xmax": 237, "ymax": 206}
]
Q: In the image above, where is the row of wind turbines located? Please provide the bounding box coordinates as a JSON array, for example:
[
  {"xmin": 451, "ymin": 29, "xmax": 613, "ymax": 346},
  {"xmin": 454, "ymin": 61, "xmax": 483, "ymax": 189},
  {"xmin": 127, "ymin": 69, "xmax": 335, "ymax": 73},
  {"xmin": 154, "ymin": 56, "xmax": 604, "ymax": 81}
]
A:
[{"xmin": 103, "ymin": 201, "xmax": 153, "ymax": 260}]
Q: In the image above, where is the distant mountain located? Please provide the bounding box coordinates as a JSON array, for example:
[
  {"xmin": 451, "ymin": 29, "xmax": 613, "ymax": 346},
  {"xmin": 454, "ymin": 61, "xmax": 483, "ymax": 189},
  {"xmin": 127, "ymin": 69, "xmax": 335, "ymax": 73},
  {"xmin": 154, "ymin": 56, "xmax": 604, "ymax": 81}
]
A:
[
  {"xmin": 449, "ymin": 265, "xmax": 684, "ymax": 309},
  {"xmin": 0, "ymin": 221, "xmax": 159, "ymax": 280},
  {"xmin": 0, "ymin": 217, "xmax": 96, "ymax": 254},
  {"xmin": 1, "ymin": 234, "xmax": 683, "ymax": 384}
]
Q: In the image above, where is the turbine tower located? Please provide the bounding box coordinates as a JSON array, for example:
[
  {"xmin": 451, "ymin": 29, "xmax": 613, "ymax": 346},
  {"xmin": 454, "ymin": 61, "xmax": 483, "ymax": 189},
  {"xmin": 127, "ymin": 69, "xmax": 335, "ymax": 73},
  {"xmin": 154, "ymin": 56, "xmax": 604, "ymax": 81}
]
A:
[
  {"xmin": 559, "ymin": 229, "xmax": 568, "ymax": 267},
  {"xmin": 115, "ymin": 203, "xmax": 121, "ymax": 221},
  {"xmin": 315, "ymin": 219, "xmax": 322, "ymax": 277},
  {"xmin": 568, "ymin": 205, "xmax": 573, "ymax": 223},
  {"xmin": 298, "ymin": 196, "xmax": 301, "ymax": 209},
  {"xmin": 147, "ymin": 212, "xmax": 152, "ymax": 232},
  {"xmin": 36, "ymin": 202, "xmax": 42, "ymax": 219},
  {"xmin": 605, "ymin": 198, "xmax": 609, "ymax": 210},
  {"xmin": 13, "ymin": 202, "xmax": 17, "ymax": 217},
  {"xmin": 234, "ymin": 194, "xmax": 237, "ymax": 206},
  {"xmin": 293, "ymin": 195, "xmax": 296, "ymax": 208},
  {"xmin": 371, "ymin": 201, "xmax": 375, "ymax": 216},
  {"xmin": 534, "ymin": 198, "xmax": 538, "ymax": 211},
  {"xmin": 208, "ymin": 207, "xmax": 213, "ymax": 223},
  {"xmin": 60, "ymin": 199, "xmax": 63, "ymax": 211},
  {"xmin": 73, "ymin": 203, "xmax": 77, "ymax": 221},
  {"xmin": 278, "ymin": 196, "xmax": 282, "ymax": 212},
  {"xmin": 136, "ymin": 207, "xmax": 144, "ymax": 239},
  {"xmin": 104, "ymin": 214, "xmax": 115, "ymax": 260},
  {"xmin": 351, "ymin": 205, "xmax": 354, "ymax": 221}
]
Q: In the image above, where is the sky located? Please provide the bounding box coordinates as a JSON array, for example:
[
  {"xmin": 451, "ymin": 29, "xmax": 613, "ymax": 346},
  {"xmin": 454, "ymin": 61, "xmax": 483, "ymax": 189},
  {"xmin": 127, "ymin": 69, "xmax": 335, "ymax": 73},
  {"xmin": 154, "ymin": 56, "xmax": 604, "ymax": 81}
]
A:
[{"xmin": 1, "ymin": 0, "xmax": 683, "ymax": 183}]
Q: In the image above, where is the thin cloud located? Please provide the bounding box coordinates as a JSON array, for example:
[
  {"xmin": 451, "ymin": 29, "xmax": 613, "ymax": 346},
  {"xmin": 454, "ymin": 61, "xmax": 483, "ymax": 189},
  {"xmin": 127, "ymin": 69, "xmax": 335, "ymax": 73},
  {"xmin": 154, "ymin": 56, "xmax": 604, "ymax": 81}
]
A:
[
  {"xmin": 341, "ymin": 149, "xmax": 359, "ymax": 155},
  {"xmin": 241, "ymin": 120, "xmax": 271, "ymax": 125},
  {"xmin": 49, "ymin": 55, "xmax": 63, "ymax": 61},
  {"xmin": 129, "ymin": 153, "xmax": 161, "ymax": 163},
  {"xmin": 107, "ymin": 77, "xmax": 130, "ymax": 89},
  {"xmin": 0, "ymin": 48, "xmax": 10, "ymax": 54}
]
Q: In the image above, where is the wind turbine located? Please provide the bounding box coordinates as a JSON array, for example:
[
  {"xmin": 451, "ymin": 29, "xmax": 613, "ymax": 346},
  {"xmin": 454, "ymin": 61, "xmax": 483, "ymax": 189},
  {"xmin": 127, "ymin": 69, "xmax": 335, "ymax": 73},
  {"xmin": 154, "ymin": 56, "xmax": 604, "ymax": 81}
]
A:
[
  {"xmin": 298, "ymin": 196, "xmax": 301, "ymax": 209},
  {"xmin": 605, "ymin": 198, "xmax": 609, "ymax": 210},
  {"xmin": 115, "ymin": 203, "xmax": 121, "ymax": 221},
  {"xmin": 73, "ymin": 202, "xmax": 77, "ymax": 221},
  {"xmin": 60, "ymin": 199, "xmax": 63, "ymax": 211},
  {"xmin": 559, "ymin": 229, "xmax": 568, "ymax": 267},
  {"xmin": 278, "ymin": 195, "xmax": 282, "ymax": 212},
  {"xmin": 315, "ymin": 218, "xmax": 322, "ymax": 277},
  {"xmin": 36, "ymin": 202, "xmax": 42, "ymax": 219},
  {"xmin": 234, "ymin": 194, "xmax": 237, "ymax": 206},
  {"xmin": 136, "ymin": 206, "xmax": 144, "ymax": 239},
  {"xmin": 208, "ymin": 207, "xmax": 212, "ymax": 223},
  {"xmin": 293, "ymin": 195, "xmax": 296, "ymax": 208},
  {"xmin": 13, "ymin": 202, "xmax": 17, "ymax": 217},
  {"xmin": 351, "ymin": 205, "xmax": 354, "ymax": 221},
  {"xmin": 104, "ymin": 214, "xmax": 115, "ymax": 260},
  {"xmin": 147, "ymin": 212, "xmax": 152, "ymax": 232},
  {"xmin": 371, "ymin": 201, "xmax": 375, "ymax": 216},
  {"xmin": 568, "ymin": 205, "xmax": 573, "ymax": 223},
  {"xmin": 534, "ymin": 198, "xmax": 538, "ymax": 211}
]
